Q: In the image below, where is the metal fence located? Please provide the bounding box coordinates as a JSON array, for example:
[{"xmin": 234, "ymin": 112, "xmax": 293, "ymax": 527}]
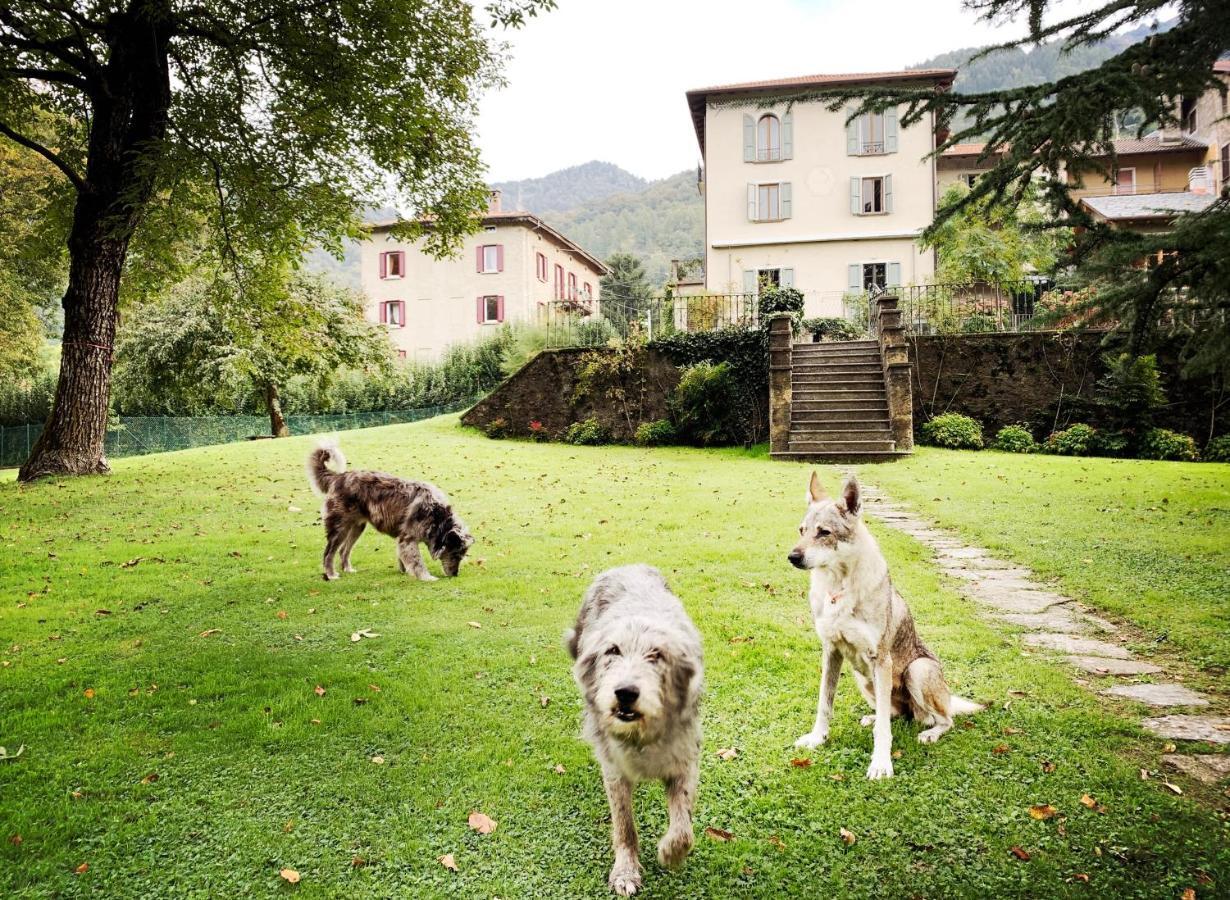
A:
[
  {"xmin": 541, "ymin": 293, "xmax": 758, "ymax": 348},
  {"xmin": 840, "ymin": 280, "xmax": 1055, "ymax": 335},
  {"xmin": 0, "ymin": 400, "xmax": 475, "ymax": 469}
]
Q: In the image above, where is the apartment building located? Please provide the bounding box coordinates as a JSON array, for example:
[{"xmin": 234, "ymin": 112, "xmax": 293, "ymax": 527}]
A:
[
  {"xmin": 685, "ymin": 69, "xmax": 955, "ymax": 317},
  {"xmin": 361, "ymin": 192, "xmax": 608, "ymax": 361}
]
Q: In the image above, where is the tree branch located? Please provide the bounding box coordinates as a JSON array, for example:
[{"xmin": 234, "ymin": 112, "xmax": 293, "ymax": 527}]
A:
[
  {"xmin": 0, "ymin": 65, "xmax": 89, "ymax": 90},
  {"xmin": 0, "ymin": 119, "xmax": 85, "ymax": 192}
]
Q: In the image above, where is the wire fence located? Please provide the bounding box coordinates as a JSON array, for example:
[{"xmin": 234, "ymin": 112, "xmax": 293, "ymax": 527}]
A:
[
  {"xmin": 0, "ymin": 400, "xmax": 475, "ymax": 469},
  {"xmin": 541, "ymin": 293, "xmax": 758, "ymax": 348}
]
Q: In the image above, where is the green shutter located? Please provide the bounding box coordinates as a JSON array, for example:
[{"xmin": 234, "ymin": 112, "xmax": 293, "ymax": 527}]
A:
[
  {"xmin": 884, "ymin": 174, "xmax": 893, "ymax": 213},
  {"xmin": 743, "ymin": 114, "xmax": 755, "ymax": 162},
  {"xmin": 850, "ymin": 177, "xmax": 862, "ymax": 215},
  {"xmin": 885, "ymin": 106, "xmax": 899, "ymax": 153},
  {"xmin": 781, "ymin": 268, "xmax": 794, "ymax": 288},
  {"xmin": 848, "ymin": 264, "xmax": 862, "ymax": 292},
  {"xmin": 780, "ymin": 182, "xmax": 792, "ymax": 219},
  {"xmin": 846, "ymin": 110, "xmax": 860, "ymax": 155},
  {"xmin": 743, "ymin": 270, "xmax": 757, "ymax": 295},
  {"xmin": 747, "ymin": 183, "xmax": 757, "ymax": 221},
  {"xmin": 782, "ymin": 110, "xmax": 793, "ymax": 160},
  {"xmin": 887, "ymin": 262, "xmax": 902, "ymax": 287}
]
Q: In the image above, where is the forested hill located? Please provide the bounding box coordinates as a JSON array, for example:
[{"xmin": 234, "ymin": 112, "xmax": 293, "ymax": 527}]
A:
[{"xmin": 493, "ymin": 161, "xmax": 647, "ymax": 214}]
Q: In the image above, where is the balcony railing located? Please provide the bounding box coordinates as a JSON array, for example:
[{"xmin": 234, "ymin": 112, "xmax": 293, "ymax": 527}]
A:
[
  {"xmin": 539, "ymin": 293, "xmax": 759, "ymax": 348},
  {"xmin": 860, "ymin": 141, "xmax": 885, "ymax": 155}
]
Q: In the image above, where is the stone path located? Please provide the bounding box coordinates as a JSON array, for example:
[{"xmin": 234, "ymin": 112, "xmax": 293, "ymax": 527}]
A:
[{"xmin": 863, "ymin": 489, "xmax": 1230, "ymax": 786}]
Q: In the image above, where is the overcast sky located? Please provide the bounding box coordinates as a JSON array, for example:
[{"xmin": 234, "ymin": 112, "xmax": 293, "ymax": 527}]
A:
[{"xmin": 475, "ymin": 0, "xmax": 1086, "ymax": 183}]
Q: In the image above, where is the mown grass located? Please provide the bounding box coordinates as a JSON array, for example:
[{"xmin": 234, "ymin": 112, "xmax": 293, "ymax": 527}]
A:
[
  {"xmin": 868, "ymin": 449, "xmax": 1230, "ymax": 681},
  {"xmin": 1, "ymin": 418, "xmax": 1227, "ymax": 898}
]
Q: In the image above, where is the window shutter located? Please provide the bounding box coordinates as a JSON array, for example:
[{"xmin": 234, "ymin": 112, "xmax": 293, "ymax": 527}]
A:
[
  {"xmin": 476, "ymin": 296, "xmax": 484, "ymax": 323},
  {"xmin": 379, "ymin": 252, "xmax": 388, "ymax": 279},
  {"xmin": 848, "ymin": 264, "xmax": 862, "ymax": 293},
  {"xmin": 846, "ymin": 111, "xmax": 860, "ymax": 155},
  {"xmin": 496, "ymin": 296, "xmax": 505, "ymax": 323},
  {"xmin": 781, "ymin": 111, "xmax": 794, "ymax": 159},
  {"xmin": 379, "ymin": 301, "xmax": 387, "ymax": 324},
  {"xmin": 743, "ymin": 270, "xmax": 756, "ymax": 295},
  {"xmin": 780, "ymin": 182, "xmax": 792, "ymax": 219},
  {"xmin": 747, "ymin": 183, "xmax": 757, "ymax": 221},
  {"xmin": 885, "ymin": 106, "xmax": 899, "ymax": 153},
  {"xmin": 781, "ymin": 268, "xmax": 794, "ymax": 288},
  {"xmin": 743, "ymin": 114, "xmax": 755, "ymax": 162},
  {"xmin": 884, "ymin": 174, "xmax": 893, "ymax": 213},
  {"xmin": 476, "ymin": 246, "xmax": 484, "ymax": 273},
  {"xmin": 496, "ymin": 244, "xmax": 504, "ymax": 272},
  {"xmin": 850, "ymin": 177, "xmax": 862, "ymax": 215},
  {"xmin": 398, "ymin": 300, "xmax": 407, "ymax": 327},
  {"xmin": 887, "ymin": 262, "xmax": 902, "ymax": 288}
]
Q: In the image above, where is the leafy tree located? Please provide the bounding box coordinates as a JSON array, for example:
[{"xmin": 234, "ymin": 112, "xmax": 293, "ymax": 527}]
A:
[
  {"xmin": 818, "ymin": 1, "xmax": 1229, "ymax": 377},
  {"xmin": 114, "ymin": 268, "xmax": 392, "ymax": 436},
  {"xmin": 600, "ymin": 253, "xmax": 653, "ymax": 331},
  {"xmin": 1, "ymin": 0, "xmax": 554, "ymax": 481},
  {"xmin": 926, "ymin": 183, "xmax": 1065, "ymax": 283}
]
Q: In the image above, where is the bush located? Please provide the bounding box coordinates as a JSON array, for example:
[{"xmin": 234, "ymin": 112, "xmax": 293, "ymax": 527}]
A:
[
  {"xmin": 484, "ymin": 417, "xmax": 509, "ymax": 439},
  {"xmin": 634, "ymin": 419, "xmax": 676, "ymax": 446},
  {"xmin": 992, "ymin": 424, "xmax": 1036, "ymax": 453},
  {"xmin": 1045, "ymin": 423, "xmax": 1097, "ymax": 456},
  {"xmin": 758, "ymin": 286, "xmax": 805, "ymax": 334},
  {"xmin": 670, "ymin": 362, "xmax": 742, "ymax": 447},
  {"xmin": 1095, "ymin": 353, "xmax": 1165, "ymax": 434},
  {"xmin": 651, "ymin": 327, "xmax": 767, "ymax": 444},
  {"xmin": 800, "ymin": 317, "xmax": 867, "ymax": 342},
  {"xmin": 1137, "ymin": 428, "xmax": 1199, "ymax": 461},
  {"xmin": 563, "ymin": 418, "xmax": 610, "ymax": 446},
  {"xmin": 1091, "ymin": 429, "xmax": 1130, "ymax": 457},
  {"xmin": 1204, "ymin": 435, "xmax": 1230, "ymax": 463},
  {"xmin": 921, "ymin": 413, "xmax": 984, "ymax": 450}
]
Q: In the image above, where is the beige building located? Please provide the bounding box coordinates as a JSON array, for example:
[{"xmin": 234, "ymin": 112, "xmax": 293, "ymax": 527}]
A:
[
  {"xmin": 362, "ymin": 193, "xmax": 607, "ymax": 361},
  {"xmin": 686, "ymin": 69, "xmax": 955, "ymax": 318}
]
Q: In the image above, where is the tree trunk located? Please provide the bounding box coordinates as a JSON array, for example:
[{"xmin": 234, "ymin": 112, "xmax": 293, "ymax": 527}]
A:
[{"xmin": 265, "ymin": 383, "xmax": 290, "ymax": 437}]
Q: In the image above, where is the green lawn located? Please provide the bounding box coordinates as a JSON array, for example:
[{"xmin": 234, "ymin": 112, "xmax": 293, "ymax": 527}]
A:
[
  {"xmin": 1, "ymin": 418, "xmax": 1227, "ymax": 898},
  {"xmin": 869, "ymin": 449, "xmax": 1230, "ymax": 683}
]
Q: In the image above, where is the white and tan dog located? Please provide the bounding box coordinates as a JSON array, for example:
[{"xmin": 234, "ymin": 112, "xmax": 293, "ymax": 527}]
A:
[{"xmin": 787, "ymin": 472, "xmax": 981, "ymax": 779}]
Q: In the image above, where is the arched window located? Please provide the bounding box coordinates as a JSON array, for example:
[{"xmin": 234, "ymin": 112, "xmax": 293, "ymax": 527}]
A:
[{"xmin": 757, "ymin": 114, "xmax": 780, "ymax": 161}]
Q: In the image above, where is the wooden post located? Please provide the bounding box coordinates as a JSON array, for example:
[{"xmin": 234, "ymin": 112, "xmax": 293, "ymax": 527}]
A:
[
  {"xmin": 875, "ymin": 296, "xmax": 913, "ymax": 452},
  {"xmin": 768, "ymin": 313, "xmax": 794, "ymax": 456}
]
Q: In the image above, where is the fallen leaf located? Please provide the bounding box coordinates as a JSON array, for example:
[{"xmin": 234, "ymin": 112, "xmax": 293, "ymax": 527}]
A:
[
  {"xmin": 1029, "ymin": 804, "xmax": 1057, "ymax": 821},
  {"xmin": 368, "ymin": 684, "xmax": 381, "ymax": 692},
  {"xmin": 75, "ymin": 862, "xmax": 89, "ymax": 874},
  {"xmin": 839, "ymin": 827, "xmax": 856, "ymax": 846},
  {"xmin": 1139, "ymin": 768, "xmax": 1149, "ymax": 780},
  {"xmin": 352, "ymin": 697, "xmax": 368, "ymax": 706},
  {"xmin": 467, "ymin": 811, "xmax": 497, "ymax": 834},
  {"xmin": 790, "ymin": 757, "xmax": 812, "ymax": 768},
  {"xmin": 310, "ymin": 719, "xmax": 321, "ymax": 725},
  {"xmin": 1042, "ymin": 760, "xmax": 1057, "ymax": 773},
  {"xmin": 370, "ymin": 755, "xmax": 384, "ymax": 765},
  {"xmin": 1162, "ymin": 782, "xmax": 1183, "ymax": 795},
  {"xmin": 95, "ymin": 609, "xmax": 111, "ymax": 616},
  {"xmin": 1010, "ymin": 846, "xmax": 1031, "ymax": 861},
  {"xmin": 829, "ymin": 773, "xmax": 846, "ymax": 782},
  {"xmin": 279, "ymin": 868, "xmax": 300, "ymax": 884},
  {"xmin": 892, "ymin": 750, "xmax": 902, "ymax": 759},
  {"xmin": 1071, "ymin": 873, "xmax": 1090, "ymax": 883},
  {"xmin": 539, "ymin": 695, "xmax": 549, "ymax": 708},
  {"xmin": 1163, "ymin": 743, "xmax": 1177, "ymax": 753},
  {"xmin": 992, "ymin": 743, "xmax": 1011, "ymax": 755},
  {"xmin": 314, "ymin": 685, "xmax": 326, "ymax": 697},
  {"xmin": 466, "ymin": 621, "xmax": 482, "ymax": 629},
  {"xmin": 199, "ymin": 628, "xmax": 221, "ymax": 637},
  {"xmin": 350, "ymin": 856, "xmax": 366, "ymax": 868},
  {"xmin": 283, "ymin": 821, "xmax": 294, "ymax": 833},
  {"xmin": 438, "ymin": 853, "xmax": 457, "ymax": 872},
  {"xmin": 1002, "ymin": 727, "xmax": 1023, "ymax": 735},
  {"xmin": 553, "ymin": 764, "xmax": 566, "ymax": 774},
  {"xmin": 350, "ymin": 632, "xmax": 362, "ymax": 642},
  {"xmin": 1079, "ymin": 794, "xmax": 1097, "ymax": 809},
  {"xmin": 716, "ymin": 747, "xmax": 738, "ymax": 761},
  {"xmin": 83, "ymin": 688, "xmax": 95, "ymax": 699},
  {"xmin": 768, "ymin": 834, "xmax": 786, "ymax": 849},
  {"xmin": 9, "ymin": 834, "xmax": 21, "ymax": 845},
  {"xmin": 1181, "ymin": 890, "xmax": 1195, "ymax": 900},
  {"xmin": 276, "ymin": 610, "xmax": 288, "ymax": 620},
  {"xmin": 140, "ymin": 772, "xmax": 159, "ymax": 785},
  {"xmin": 704, "ymin": 826, "xmax": 734, "ymax": 842}
]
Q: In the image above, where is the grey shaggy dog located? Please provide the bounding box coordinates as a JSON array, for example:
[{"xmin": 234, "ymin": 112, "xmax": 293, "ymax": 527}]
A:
[
  {"xmin": 566, "ymin": 565, "xmax": 704, "ymax": 896},
  {"xmin": 305, "ymin": 441, "xmax": 473, "ymax": 581}
]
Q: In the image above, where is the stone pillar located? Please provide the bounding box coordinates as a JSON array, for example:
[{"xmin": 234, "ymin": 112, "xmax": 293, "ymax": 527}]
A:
[
  {"xmin": 875, "ymin": 296, "xmax": 914, "ymax": 452},
  {"xmin": 768, "ymin": 313, "xmax": 794, "ymax": 455}
]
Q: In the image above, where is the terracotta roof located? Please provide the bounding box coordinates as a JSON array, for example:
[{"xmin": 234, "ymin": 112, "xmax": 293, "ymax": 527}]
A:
[
  {"xmin": 685, "ymin": 68, "xmax": 956, "ymax": 155},
  {"xmin": 1080, "ymin": 191, "xmax": 1216, "ymax": 222},
  {"xmin": 1215, "ymin": 59, "xmax": 1230, "ymax": 74},
  {"xmin": 940, "ymin": 142, "xmax": 991, "ymax": 156},
  {"xmin": 1099, "ymin": 135, "xmax": 1207, "ymax": 155},
  {"xmin": 367, "ymin": 212, "xmax": 609, "ymax": 274}
]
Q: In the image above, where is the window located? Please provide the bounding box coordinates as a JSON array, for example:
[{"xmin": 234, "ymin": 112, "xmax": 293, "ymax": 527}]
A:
[
  {"xmin": 850, "ymin": 175, "xmax": 892, "ymax": 214},
  {"xmin": 758, "ymin": 183, "xmax": 779, "ymax": 220},
  {"xmin": 1115, "ymin": 167, "xmax": 1137, "ymax": 195},
  {"xmin": 1221, "ymin": 144, "xmax": 1229, "ymax": 186},
  {"xmin": 477, "ymin": 244, "xmax": 502, "ymax": 273},
  {"xmin": 760, "ymin": 268, "xmax": 782, "ymax": 289},
  {"xmin": 1180, "ymin": 95, "xmax": 1197, "ymax": 133},
  {"xmin": 583, "ymin": 282, "xmax": 592, "ymax": 302},
  {"xmin": 862, "ymin": 263, "xmax": 887, "ymax": 292},
  {"xmin": 396, "ymin": 350, "xmax": 407, "ymax": 359},
  {"xmin": 379, "ymin": 300, "xmax": 406, "ymax": 327},
  {"xmin": 959, "ymin": 173, "xmax": 978, "ymax": 189},
  {"xmin": 379, "ymin": 251, "xmax": 405, "ymax": 279},
  {"xmin": 536, "ymin": 252, "xmax": 548, "ymax": 282},
  {"xmin": 757, "ymin": 114, "xmax": 780, "ymax": 161},
  {"xmin": 567, "ymin": 272, "xmax": 577, "ymax": 301},
  {"xmin": 861, "ymin": 113, "xmax": 884, "ymax": 154},
  {"xmin": 553, "ymin": 264, "xmax": 564, "ymax": 299},
  {"xmin": 847, "ymin": 108, "xmax": 898, "ymax": 155},
  {"xmin": 476, "ymin": 295, "xmax": 503, "ymax": 324},
  {"xmin": 847, "ymin": 261, "xmax": 901, "ymax": 294}
]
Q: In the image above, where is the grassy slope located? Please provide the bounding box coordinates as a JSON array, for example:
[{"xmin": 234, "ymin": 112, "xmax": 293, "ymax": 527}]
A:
[
  {"xmin": 1, "ymin": 419, "xmax": 1227, "ymax": 898},
  {"xmin": 867, "ymin": 449, "xmax": 1230, "ymax": 679}
]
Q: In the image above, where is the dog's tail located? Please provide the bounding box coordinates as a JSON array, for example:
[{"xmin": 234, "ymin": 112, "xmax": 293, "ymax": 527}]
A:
[
  {"xmin": 950, "ymin": 695, "xmax": 984, "ymax": 717},
  {"xmin": 306, "ymin": 439, "xmax": 347, "ymax": 496}
]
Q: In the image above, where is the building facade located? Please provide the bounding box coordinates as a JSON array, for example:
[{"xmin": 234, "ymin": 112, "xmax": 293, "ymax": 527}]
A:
[
  {"xmin": 686, "ymin": 70, "xmax": 955, "ymax": 318},
  {"xmin": 361, "ymin": 194, "xmax": 607, "ymax": 361}
]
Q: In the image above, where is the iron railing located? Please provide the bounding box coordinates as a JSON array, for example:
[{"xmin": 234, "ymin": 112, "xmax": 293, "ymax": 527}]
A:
[
  {"xmin": 890, "ymin": 281, "xmax": 1054, "ymax": 335},
  {"xmin": 540, "ymin": 293, "xmax": 759, "ymax": 348}
]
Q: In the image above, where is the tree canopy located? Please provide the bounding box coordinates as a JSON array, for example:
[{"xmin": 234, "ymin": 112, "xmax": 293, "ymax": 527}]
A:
[{"xmin": 600, "ymin": 253, "xmax": 653, "ymax": 330}]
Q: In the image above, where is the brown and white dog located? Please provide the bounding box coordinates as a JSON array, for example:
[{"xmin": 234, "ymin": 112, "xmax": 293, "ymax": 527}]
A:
[
  {"xmin": 306, "ymin": 441, "xmax": 473, "ymax": 581},
  {"xmin": 787, "ymin": 472, "xmax": 980, "ymax": 779}
]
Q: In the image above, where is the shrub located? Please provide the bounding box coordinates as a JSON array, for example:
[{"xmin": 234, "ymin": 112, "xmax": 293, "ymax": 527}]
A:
[
  {"xmin": 921, "ymin": 413, "xmax": 984, "ymax": 450},
  {"xmin": 1204, "ymin": 435, "xmax": 1230, "ymax": 463},
  {"xmin": 670, "ymin": 362, "xmax": 742, "ymax": 447},
  {"xmin": 1045, "ymin": 423, "xmax": 1097, "ymax": 456},
  {"xmin": 1095, "ymin": 353, "xmax": 1165, "ymax": 435},
  {"xmin": 484, "ymin": 417, "xmax": 508, "ymax": 439},
  {"xmin": 1137, "ymin": 428, "xmax": 1199, "ymax": 461},
  {"xmin": 758, "ymin": 286, "xmax": 805, "ymax": 333},
  {"xmin": 634, "ymin": 419, "xmax": 676, "ymax": 446},
  {"xmin": 1091, "ymin": 429, "xmax": 1130, "ymax": 457},
  {"xmin": 563, "ymin": 418, "xmax": 610, "ymax": 446},
  {"xmin": 528, "ymin": 420, "xmax": 547, "ymax": 442},
  {"xmin": 800, "ymin": 317, "xmax": 867, "ymax": 342},
  {"xmin": 992, "ymin": 424, "xmax": 1036, "ymax": 453},
  {"xmin": 651, "ymin": 327, "xmax": 767, "ymax": 444}
]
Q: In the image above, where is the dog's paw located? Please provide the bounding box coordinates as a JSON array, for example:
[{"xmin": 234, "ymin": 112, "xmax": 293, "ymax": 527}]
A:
[
  {"xmin": 343, "ymin": 565, "xmax": 357, "ymax": 574},
  {"xmin": 794, "ymin": 730, "xmax": 828, "ymax": 749},
  {"xmin": 416, "ymin": 573, "xmax": 438, "ymax": 582},
  {"xmin": 917, "ymin": 725, "xmax": 949, "ymax": 745},
  {"xmin": 860, "ymin": 714, "xmax": 877, "ymax": 728},
  {"xmin": 322, "ymin": 572, "xmax": 339, "ymax": 582},
  {"xmin": 609, "ymin": 864, "xmax": 642, "ymax": 896},
  {"xmin": 657, "ymin": 828, "xmax": 693, "ymax": 869},
  {"xmin": 866, "ymin": 758, "xmax": 894, "ymax": 780}
]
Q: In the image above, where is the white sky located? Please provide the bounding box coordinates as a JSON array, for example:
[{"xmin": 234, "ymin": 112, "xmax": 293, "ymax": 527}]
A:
[{"xmin": 476, "ymin": 0, "xmax": 1069, "ymax": 182}]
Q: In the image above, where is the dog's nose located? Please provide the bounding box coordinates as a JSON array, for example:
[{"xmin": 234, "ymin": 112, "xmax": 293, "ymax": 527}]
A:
[
  {"xmin": 787, "ymin": 549, "xmax": 805, "ymax": 568},
  {"xmin": 614, "ymin": 685, "xmax": 640, "ymax": 708}
]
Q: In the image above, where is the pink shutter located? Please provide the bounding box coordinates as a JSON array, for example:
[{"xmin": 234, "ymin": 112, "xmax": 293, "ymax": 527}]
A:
[
  {"xmin": 476, "ymin": 245, "xmax": 484, "ymax": 273},
  {"xmin": 476, "ymin": 296, "xmax": 484, "ymax": 323},
  {"xmin": 397, "ymin": 301, "xmax": 406, "ymax": 327},
  {"xmin": 379, "ymin": 252, "xmax": 387, "ymax": 279},
  {"xmin": 496, "ymin": 244, "xmax": 504, "ymax": 272},
  {"xmin": 496, "ymin": 296, "xmax": 505, "ymax": 322},
  {"xmin": 379, "ymin": 301, "xmax": 387, "ymax": 324},
  {"xmin": 395, "ymin": 251, "xmax": 406, "ymax": 275}
]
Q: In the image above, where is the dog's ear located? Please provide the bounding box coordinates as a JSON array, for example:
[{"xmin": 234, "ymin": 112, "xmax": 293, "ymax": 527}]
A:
[
  {"xmin": 670, "ymin": 646, "xmax": 703, "ymax": 711},
  {"xmin": 841, "ymin": 475, "xmax": 861, "ymax": 516},
  {"xmin": 807, "ymin": 470, "xmax": 828, "ymax": 505},
  {"xmin": 443, "ymin": 528, "xmax": 465, "ymax": 552}
]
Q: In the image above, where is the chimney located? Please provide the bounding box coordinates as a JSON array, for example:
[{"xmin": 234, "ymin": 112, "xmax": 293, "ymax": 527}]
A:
[{"xmin": 488, "ymin": 189, "xmax": 502, "ymax": 213}]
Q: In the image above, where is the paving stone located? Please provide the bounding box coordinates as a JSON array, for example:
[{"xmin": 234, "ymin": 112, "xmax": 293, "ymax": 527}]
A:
[
  {"xmin": 1067, "ymin": 656, "xmax": 1164, "ymax": 676},
  {"xmin": 1102, "ymin": 683, "xmax": 1210, "ymax": 707},
  {"xmin": 1078, "ymin": 612, "xmax": 1119, "ymax": 634},
  {"xmin": 1162, "ymin": 753, "xmax": 1230, "ymax": 783},
  {"xmin": 995, "ymin": 609, "xmax": 1087, "ymax": 633},
  {"xmin": 972, "ymin": 585, "xmax": 1072, "ymax": 614},
  {"xmin": 1025, "ymin": 633, "xmax": 1131, "ymax": 658},
  {"xmin": 938, "ymin": 546, "xmax": 999, "ymax": 560},
  {"xmin": 1142, "ymin": 715, "xmax": 1230, "ymax": 744}
]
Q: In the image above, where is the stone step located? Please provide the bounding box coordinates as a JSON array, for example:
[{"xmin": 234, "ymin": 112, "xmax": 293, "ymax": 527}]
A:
[
  {"xmin": 793, "ymin": 389, "xmax": 887, "ymax": 401},
  {"xmin": 771, "ymin": 449, "xmax": 912, "ymax": 462},
  {"xmin": 789, "ymin": 424, "xmax": 893, "ymax": 436},
  {"xmin": 788, "ymin": 439, "xmax": 897, "ymax": 453},
  {"xmin": 792, "ymin": 363, "xmax": 884, "ymax": 374},
  {"xmin": 1101, "ymin": 683, "xmax": 1209, "ymax": 708},
  {"xmin": 791, "ymin": 401, "xmax": 889, "ymax": 415},
  {"xmin": 793, "ymin": 339, "xmax": 878, "ymax": 348},
  {"xmin": 793, "ymin": 349, "xmax": 881, "ymax": 362},
  {"xmin": 792, "ymin": 376, "xmax": 886, "ymax": 388}
]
